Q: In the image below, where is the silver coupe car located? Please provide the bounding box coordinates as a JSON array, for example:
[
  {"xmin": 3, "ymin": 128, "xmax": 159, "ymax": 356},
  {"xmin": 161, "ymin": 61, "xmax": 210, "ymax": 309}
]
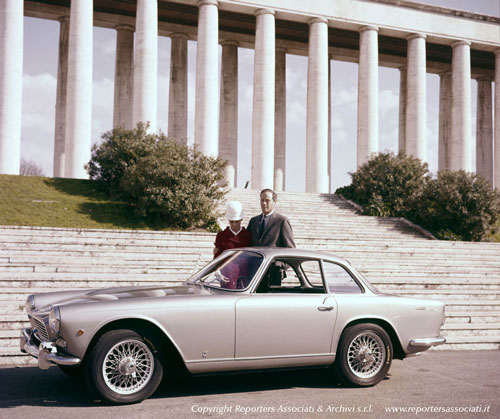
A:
[{"xmin": 20, "ymin": 248, "xmax": 446, "ymax": 404}]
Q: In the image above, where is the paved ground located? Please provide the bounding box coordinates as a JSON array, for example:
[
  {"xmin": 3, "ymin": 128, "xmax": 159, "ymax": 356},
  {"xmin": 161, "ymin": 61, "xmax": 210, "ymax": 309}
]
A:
[{"xmin": 0, "ymin": 350, "xmax": 499, "ymax": 419}]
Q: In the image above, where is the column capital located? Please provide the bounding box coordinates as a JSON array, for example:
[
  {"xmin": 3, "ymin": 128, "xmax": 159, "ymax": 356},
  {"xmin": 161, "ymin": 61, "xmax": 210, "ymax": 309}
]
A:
[
  {"xmin": 170, "ymin": 32, "xmax": 189, "ymax": 40},
  {"xmin": 197, "ymin": 0, "xmax": 218, "ymax": 7},
  {"xmin": 438, "ymin": 70, "xmax": 451, "ymax": 77},
  {"xmin": 221, "ymin": 40, "xmax": 239, "ymax": 47},
  {"xmin": 407, "ymin": 32, "xmax": 426, "ymax": 41},
  {"xmin": 475, "ymin": 75, "xmax": 492, "ymax": 82},
  {"xmin": 115, "ymin": 24, "xmax": 134, "ymax": 32},
  {"xmin": 451, "ymin": 40, "xmax": 471, "ymax": 48},
  {"xmin": 255, "ymin": 8, "xmax": 275, "ymax": 17},
  {"xmin": 494, "ymin": 48, "xmax": 500, "ymax": 56},
  {"xmin": 359, "ymin": 25, "xmax": 378, "ymax": 33},
  {"xmin": 308, "ymin": 17, "xmax": 328, "ymax": 25},
  {"xmin": 399, "ymin": 65, "xmax": 407, "ymax": 71},
  {"xmin": 58, "ymin": 15, "xmax": 69, "ymax": 23}
]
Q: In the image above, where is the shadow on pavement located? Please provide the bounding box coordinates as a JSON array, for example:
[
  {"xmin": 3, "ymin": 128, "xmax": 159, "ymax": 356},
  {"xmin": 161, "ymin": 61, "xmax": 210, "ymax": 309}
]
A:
[{"xmin": 0, "ymin": 365, "xmax": 349, "ymax": 408}]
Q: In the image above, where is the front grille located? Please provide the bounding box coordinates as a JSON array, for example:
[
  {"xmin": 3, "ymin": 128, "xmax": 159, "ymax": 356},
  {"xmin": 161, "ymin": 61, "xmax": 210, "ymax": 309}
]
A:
[{"xmin": 31, "ymin": 316, "xmax": 50, "ymax": 341}]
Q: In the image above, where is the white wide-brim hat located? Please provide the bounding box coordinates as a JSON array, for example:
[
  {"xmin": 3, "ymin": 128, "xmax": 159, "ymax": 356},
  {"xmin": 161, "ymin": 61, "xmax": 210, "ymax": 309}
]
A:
[{"xmin": 226, "ymin": 201, "xmax": 244, "ymax": 221}]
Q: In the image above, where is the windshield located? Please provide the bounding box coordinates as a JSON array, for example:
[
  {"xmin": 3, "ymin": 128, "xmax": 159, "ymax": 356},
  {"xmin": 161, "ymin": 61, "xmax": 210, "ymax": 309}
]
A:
[{"xmin": 187, "ymin": 250, "xmax": 264, "ymax": 290}]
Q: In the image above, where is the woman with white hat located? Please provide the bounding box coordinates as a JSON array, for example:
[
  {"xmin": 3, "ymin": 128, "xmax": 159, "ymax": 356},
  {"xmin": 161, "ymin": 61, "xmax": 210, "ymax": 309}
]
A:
[{"xmin": 213, "ymin": 201, "xmax": 251, "ymax": 259}]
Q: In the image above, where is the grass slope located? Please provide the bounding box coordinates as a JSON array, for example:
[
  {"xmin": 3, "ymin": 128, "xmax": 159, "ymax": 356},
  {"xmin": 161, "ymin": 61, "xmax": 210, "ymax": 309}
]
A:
[
  {"xmin": 0, "ymin": 174, "xmax": 155, "ymax": 230},
  {"xmin": 1, "ymin": 174, "xmax": 498, "ymax": 240}
]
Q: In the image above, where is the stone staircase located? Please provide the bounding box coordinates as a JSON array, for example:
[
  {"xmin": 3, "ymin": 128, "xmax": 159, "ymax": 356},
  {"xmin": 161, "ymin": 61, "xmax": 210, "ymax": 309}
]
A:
[{"xmin": 1, "ymin": 188, "xmax": 499, "ymax": 365}]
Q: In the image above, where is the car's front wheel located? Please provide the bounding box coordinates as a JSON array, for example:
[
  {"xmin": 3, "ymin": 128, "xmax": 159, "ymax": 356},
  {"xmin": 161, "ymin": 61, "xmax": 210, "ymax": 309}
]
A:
[
  {"xmin": 335, "ymin": 323, "xmax": 393, "ymax": 387},
  {"xmin": 85, "ymin": 329, "xmax": 163, "ymax": 404}
]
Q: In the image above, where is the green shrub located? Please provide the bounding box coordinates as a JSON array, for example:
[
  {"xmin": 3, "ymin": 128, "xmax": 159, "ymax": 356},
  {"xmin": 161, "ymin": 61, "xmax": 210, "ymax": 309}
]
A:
[
  {"xmin": 336, "ymin": 152, "xmax": 430, "ymax": 217},
  {"xmin": 412, "ymin": 171, "xmax": 500, "ymax": 241},
  {"xmin": 336, "ymin": 152, "xmax": 500, "ymax": 242},
  {"xmin": 86, "ymin": 123, "xmax": 227, "ymax": 230},
  {"xmin": 86, "ymin": 123, "xmax": 158, "ymax": 198}
]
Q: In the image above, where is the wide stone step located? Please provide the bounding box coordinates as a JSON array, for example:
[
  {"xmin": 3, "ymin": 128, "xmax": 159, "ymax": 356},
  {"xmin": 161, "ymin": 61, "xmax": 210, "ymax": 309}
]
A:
[
  {"xmin": 443, "ymin": 311, "xmax": 500, "ymax": 323},
  {"xmin": 441, "ymin": 323, "xmax": 500, "ymax": 337},
  {"xmin": 382, "ymin": 290, "xmax": 500, "ymax": 300}
]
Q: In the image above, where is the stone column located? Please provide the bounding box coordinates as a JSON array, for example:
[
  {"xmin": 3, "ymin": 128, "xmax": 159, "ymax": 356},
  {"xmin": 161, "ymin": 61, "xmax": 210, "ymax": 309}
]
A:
[
  {"xmin": 494, "ymin": 50, "xmax": 500, "ymax": 190},
  {"xmin": 357, "ymin": 26, "xmax": 379, "ymax": 168},
  {"xmin": 195, "ymin": 0, "xmax": 219, "ymax": 157},
  {"xmin": 0, "ymin": 0, "xmax": 23, "ymax": 175},
  {"xmin": 405, "ymin": 34, "xmax": 427, "ymax": 161},
  {"xmin": 274, "ymin": 47, "xmax": 286, "ymax": 192},
  {"xmin": 476, "ymin": 77, "xmax": 493, "ymax": 185},
  {"xmin": 219, "ymin": 41, "xmax": 238, "ymax": 188},
  {"xmin": 251, "ymin": 9, "xmax": 275, "ymax": 190},
  {"xmin": 168, "ymin": 33, "xmax": 188, "ymax": 143},
  {"xmin": 113, "ymin": 25, "xmax": 134, "ymax": 130},
  {"xmin": 438, "ymin": 72, "xmax": 452, "ymax": 171},
  {"xmin": 306, "ymin": 17, "xmax": 329, "ymax": 193},
  {"xmin": 64, "ymin": 0, "xmax": 93, "ymax": 179},
  {"xmin": 132, "ymin": 0, "xmax": 158, "ymax": 132},
  {"xmin": 328, "ymin": 54, "xmax": 332, "ymax": 192},
  {"xmin": 398, "ymin": 66, "xmax": 407, "ymax": 155},
  {"xmin": 53, "ymin": 16, "xmax": 69, "ymax": 178},
  {"xmin": 450, "ymin": 40, "xmax": 472, "ymax": 172}
]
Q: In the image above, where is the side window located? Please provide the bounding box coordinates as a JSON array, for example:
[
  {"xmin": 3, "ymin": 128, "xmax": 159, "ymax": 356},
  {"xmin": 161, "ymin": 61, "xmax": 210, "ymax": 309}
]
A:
[
  {"xmin": 323, "ymin": 261, "xmax": 362, "ymax": 294},
  {"xmin": 281, "ymin": 263, "xmax": 301, "ymax": 287},
  {"xmin": 256, "ymin": 261, "xmax": 299, "ymax": 293},
  {"xmin": 301, "ymin": 260, "xmax": 324, "ymax": 289}
]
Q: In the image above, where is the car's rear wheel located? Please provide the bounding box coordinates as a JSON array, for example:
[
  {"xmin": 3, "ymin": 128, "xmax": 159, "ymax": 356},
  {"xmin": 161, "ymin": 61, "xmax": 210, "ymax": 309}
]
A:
[
  {"xmin": 335, "ymin": 323, "xmax": 392, "ymax": 387},
  {"xmin": 85, "ymin": 329, "xmax": 163, "ymax": 404}
]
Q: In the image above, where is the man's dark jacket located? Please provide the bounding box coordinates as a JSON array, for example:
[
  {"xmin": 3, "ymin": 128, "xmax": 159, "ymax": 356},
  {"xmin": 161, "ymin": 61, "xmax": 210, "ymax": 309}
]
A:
[{"xmin": 247, "ymin": 212, "xmax": 296, "ymax": 248}]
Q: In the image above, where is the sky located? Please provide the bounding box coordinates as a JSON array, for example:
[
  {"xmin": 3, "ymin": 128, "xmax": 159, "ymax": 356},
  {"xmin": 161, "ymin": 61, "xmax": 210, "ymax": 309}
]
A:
[{"xmin": 20, "ymin": 0, "xmax": 499, "ymax": 192}]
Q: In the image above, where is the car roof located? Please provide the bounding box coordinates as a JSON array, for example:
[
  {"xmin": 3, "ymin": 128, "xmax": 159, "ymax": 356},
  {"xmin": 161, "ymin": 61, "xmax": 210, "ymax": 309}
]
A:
[{"xmin": 234, "ymin": 247, "xmax": 351, "ymax": 265}]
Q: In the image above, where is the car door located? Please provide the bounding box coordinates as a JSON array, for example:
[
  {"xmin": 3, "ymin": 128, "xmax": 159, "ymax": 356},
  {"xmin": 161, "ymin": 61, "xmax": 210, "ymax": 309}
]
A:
[{"xmin": 234, "ymin": 259, "xmax": 337, "ymax": 362}]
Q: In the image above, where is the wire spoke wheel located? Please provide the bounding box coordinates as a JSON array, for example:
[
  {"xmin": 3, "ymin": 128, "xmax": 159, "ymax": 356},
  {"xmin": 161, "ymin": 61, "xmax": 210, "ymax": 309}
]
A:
[
  {"xmin": 347, "ymin": 331, "xmax": 385, "ymax": 378},
  {"xmin": 102, "ymin": 339, "xmax": 154, "ymax": 395},
  {"xmin": 336, "ymin": 323, "xmax": 392, "ymax": 387}
]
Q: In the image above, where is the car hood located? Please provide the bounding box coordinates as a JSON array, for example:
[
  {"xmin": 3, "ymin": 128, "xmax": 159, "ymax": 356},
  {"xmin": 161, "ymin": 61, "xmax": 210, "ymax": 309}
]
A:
[{"xmin": 32, "ymin": 285, "xmax": 205, "ymax": 312}]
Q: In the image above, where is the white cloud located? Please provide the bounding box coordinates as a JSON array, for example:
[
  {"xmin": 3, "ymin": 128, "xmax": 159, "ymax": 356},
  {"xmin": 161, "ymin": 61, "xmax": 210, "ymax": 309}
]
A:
[
  {"xmin": 21, "ymin": 73, "xmax": 57, "ymax": 176},
  {"xmin": 379, "ymin": 89, "xmax": 399, "ymax": 115},
  {"xmin": 91, "ymin": 77, "xmax": 114, "ymax": 145}
]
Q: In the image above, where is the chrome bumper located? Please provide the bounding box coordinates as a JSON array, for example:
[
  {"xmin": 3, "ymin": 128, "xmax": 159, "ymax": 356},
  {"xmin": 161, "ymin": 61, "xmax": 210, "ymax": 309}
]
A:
[
  {"xmin": 20, "ymin": 327, "xmax": 81, "ymax": 370},
  {"xmin": 409, "ymin": 337, "xmax": 446, "ymax": 347}
]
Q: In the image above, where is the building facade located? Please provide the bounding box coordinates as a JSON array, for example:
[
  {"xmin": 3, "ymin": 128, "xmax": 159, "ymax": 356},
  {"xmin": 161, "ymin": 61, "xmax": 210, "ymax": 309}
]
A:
[{"xmin": 1, "ymin": 0, "xmax": 499, "ymax": 190}]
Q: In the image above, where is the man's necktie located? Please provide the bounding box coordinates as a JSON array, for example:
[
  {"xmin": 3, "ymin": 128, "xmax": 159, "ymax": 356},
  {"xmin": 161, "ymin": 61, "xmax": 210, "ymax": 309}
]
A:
[{"xmin": 258, "ymin": 215, "xmax": 266, "ymax": 238}]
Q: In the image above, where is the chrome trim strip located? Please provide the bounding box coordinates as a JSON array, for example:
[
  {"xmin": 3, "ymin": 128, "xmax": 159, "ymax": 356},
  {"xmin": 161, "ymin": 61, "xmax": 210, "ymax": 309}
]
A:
[
  {"xmin": 186, "ymin": 353, "xmax": 333, "ymax": 364},
  {"xmin": 409, "ymin": 337, "xmax": 446, "ymax": 347}
]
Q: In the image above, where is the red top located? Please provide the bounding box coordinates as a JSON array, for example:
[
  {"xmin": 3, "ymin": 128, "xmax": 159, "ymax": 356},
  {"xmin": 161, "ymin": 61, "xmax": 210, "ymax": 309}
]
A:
[{"xmin": 214, "ymin": 227, "xmax": 251, "ymax": 258}]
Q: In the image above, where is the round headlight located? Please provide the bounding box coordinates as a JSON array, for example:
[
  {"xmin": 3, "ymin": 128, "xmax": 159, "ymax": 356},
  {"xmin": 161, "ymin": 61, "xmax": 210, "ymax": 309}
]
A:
[
  {"xmin": 25, "ymin": 295, "xmax": 35, "ymax": 314},
  {"xmin": 49, "ymin": 306, "xmax": 61, "ymax": 334}
]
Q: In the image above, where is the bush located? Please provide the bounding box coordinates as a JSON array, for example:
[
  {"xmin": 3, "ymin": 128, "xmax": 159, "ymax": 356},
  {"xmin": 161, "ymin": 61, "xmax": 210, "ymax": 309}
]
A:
[
  {"xmin": 86, "ymin": 123, "xmax": 227, "ymax": 230},
  {"xmin": 86, "ymin": 124, "xmax": 158, "ymax": 197},
  {"xmin": 412, "ymin": 171, "xmax": 500, "ymax": 241},
  {"xmin": 336, "ymin": 152, "xmax": 430, "ymax": 217},
  {"xmin": 336, "ymin": 153, "xmax": 500, "ymax": 241}
]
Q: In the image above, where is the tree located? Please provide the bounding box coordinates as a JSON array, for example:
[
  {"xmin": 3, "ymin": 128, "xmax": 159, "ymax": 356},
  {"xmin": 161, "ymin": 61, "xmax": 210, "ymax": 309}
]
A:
[{"xmin": 20, "ymin": 159, "xmax": 45, "ymax": 176}]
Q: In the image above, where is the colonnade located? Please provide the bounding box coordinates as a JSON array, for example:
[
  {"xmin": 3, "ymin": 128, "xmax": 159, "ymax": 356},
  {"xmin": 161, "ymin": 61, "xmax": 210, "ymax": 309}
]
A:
[{"xmin": 1, "ymin": 0, "xmax": 499, "ymax": 191}]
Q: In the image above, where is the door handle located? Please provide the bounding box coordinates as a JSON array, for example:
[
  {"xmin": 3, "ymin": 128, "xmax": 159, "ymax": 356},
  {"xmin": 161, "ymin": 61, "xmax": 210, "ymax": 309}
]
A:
[{"xmin": 317, "ymin": 306, "xmax": 334, "ymax": 311}]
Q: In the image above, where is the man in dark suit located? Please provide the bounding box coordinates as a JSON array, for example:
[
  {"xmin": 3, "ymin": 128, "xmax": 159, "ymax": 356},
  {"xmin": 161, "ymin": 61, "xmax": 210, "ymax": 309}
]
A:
[{"xmin": 247, "ymin": 189, "xmax": 296, "ymax": 248}]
